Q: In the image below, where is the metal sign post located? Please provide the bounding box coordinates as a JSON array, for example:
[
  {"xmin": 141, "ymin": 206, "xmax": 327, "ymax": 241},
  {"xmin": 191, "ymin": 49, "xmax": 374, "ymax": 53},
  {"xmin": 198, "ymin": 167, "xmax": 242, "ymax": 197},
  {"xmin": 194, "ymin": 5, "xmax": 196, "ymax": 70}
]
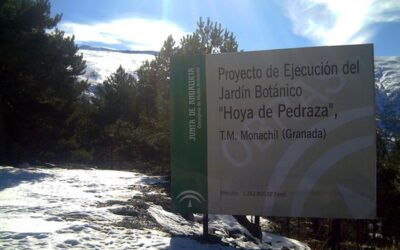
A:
[{"xmin": 203, "ymin": 213, "xmax": 209, "ymax": 238}]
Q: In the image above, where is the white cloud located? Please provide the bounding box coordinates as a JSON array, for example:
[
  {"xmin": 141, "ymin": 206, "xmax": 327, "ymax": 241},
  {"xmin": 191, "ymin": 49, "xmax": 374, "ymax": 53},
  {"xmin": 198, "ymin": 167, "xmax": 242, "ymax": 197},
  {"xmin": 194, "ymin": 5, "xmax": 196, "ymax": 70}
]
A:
[
  {"xmin": 60, "ymin": 18, "xmax": 188, "ymax": 51},
  {"xmin": 283, "ymin": 0, "xmax": 400, "ymax": 45}
]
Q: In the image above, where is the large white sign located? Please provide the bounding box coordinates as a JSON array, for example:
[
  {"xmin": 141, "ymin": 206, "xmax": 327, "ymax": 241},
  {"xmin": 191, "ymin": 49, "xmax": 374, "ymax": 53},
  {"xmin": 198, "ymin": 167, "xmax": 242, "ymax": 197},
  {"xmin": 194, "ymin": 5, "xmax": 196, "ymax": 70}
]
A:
[{"xmin": 172, "ymin": 44, "xmax": 376, "ymax": 219}]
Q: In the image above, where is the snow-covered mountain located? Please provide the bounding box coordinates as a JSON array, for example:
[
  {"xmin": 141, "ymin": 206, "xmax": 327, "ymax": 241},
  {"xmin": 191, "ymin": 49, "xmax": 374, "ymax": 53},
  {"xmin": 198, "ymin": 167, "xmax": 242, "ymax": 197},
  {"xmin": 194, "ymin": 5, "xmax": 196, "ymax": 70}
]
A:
[
  {"xmin": 79, "ymin": 45, "xmax": 156, "ymax": 84},
  {"xmin": 375, "ymin": 57, "xmax": 400, "ymax": 135},
  {"xmin": 79, "ymin": 47, "xmax": 400, "ymax": 135}
]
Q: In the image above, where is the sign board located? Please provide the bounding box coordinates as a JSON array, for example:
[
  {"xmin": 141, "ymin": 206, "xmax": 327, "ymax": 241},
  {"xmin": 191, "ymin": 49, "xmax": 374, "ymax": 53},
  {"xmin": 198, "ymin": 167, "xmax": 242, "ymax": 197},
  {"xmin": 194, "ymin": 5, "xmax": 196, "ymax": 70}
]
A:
[{"xmin": 171, "ymin": 44, "xmax": 376, "ymax": 219}]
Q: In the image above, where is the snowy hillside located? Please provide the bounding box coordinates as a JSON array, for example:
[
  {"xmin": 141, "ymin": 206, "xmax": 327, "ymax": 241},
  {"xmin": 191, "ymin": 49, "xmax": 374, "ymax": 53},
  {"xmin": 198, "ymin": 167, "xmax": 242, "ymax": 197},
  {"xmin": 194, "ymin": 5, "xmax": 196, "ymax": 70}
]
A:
[
  {"xmin": 0, "ymin": 166, "xmax": 310, "ymax": 249},
  {"xmin": 375, "ymin": 57, "xmax": 400, "ymax": 95},
  {"xmin": 79, "ymin": 46, "xmax": 156, "ymax": 84},
  {"xmin": 375, "ymin": 57, "xmax": 400, "ymax": 135}
]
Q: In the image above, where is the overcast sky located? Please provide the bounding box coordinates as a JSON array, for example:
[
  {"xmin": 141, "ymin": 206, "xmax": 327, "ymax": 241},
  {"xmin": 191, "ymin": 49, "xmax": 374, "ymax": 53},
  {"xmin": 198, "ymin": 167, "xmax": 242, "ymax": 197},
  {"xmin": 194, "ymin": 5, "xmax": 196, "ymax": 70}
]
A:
[{"xmin": 50, "ymin": 0, "xmax": 400, "ymax": 56}]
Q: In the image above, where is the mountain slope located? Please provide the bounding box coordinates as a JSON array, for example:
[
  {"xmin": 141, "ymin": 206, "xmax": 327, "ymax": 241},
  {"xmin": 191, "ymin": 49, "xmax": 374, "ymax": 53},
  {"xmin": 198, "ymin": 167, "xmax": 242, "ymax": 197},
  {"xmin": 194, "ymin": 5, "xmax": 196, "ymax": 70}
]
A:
[
  {"xmin": 375, "ymin": 57, "xmax": 400, "ymax": 135},
  {"xmin": 79, "ymin": 46, "xmax": 155, "ymax": 84}
]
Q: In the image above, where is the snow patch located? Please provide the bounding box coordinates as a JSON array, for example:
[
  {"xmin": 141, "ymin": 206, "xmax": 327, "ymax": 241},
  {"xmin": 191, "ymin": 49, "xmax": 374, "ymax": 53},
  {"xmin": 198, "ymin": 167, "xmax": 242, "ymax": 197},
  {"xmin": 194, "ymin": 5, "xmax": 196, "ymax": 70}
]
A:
[{"xmin": 0, "ymin": 166, "xmax": 309, "ymax": 249}]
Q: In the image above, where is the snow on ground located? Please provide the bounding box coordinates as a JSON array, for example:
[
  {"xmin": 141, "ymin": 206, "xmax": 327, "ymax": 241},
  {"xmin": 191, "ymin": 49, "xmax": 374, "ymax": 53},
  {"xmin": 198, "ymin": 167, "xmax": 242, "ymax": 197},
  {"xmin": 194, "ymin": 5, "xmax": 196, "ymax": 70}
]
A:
[{"xmin": 0, "ymin": 166, "xmax": 310, "ymax": 249}]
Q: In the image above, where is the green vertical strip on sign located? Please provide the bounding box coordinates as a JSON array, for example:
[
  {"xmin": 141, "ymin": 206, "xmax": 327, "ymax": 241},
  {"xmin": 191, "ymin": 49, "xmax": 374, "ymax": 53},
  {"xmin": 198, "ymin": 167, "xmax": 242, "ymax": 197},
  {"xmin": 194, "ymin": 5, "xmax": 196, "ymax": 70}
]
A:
[{"xmin": 171, "ymin": 55, "xmax": 207, "ymax": 214}]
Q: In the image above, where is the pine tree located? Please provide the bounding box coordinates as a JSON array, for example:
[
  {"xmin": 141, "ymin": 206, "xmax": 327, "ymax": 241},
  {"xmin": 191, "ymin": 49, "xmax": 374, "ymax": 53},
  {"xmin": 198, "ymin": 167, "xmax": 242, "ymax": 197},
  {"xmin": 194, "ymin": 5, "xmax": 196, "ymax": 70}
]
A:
[
  {"xmin": 379, "ymin": 137, "xmax": 400, "ymax": 241},
  {"xmin": 135, "ymin": 17, "xmax": 239, "ymax": 164},
  {"xmin": 95, "ymin": 66, "xmax": 140, "ymax": 126},
  {"xmin": 0, "ymin": 0, "xmax": 87, "ymax": 163},
  {"xmin": 92, "ymin": 66, "xmax": 143, "ymax": 164},
  {"xmin": 179, "ymin": 17, "xmax": 239, "ymax": 55}
]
